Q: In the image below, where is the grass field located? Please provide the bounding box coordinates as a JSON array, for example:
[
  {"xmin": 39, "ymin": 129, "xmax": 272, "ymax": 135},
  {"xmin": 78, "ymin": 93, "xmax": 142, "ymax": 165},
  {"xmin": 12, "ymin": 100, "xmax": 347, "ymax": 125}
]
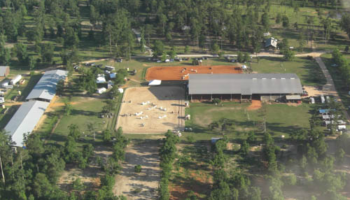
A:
[
  {"xmin": 250, "ymin": 57, "xmax": 326, "ymax": 87},
  {"xmin": 38, "ymin": 97, "xmax": 110, "ymax": 146},
  {"xmin": 185, "ymin": 102, "xmax": 313, "ymax": 141}
]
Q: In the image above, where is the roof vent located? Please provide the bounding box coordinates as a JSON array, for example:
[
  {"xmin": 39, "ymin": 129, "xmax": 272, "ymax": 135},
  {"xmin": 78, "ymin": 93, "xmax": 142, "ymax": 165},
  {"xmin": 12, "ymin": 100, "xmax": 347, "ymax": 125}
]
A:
[
  {"xmin": 290, "ymin": 78, "xmax": 295, "ymax": 80},
  {"xmin": 262, "ymin": 78, "xmax": 266, "ymax": 80},
  {"xmin": 281, "ymin": 78, "xmax": 286, "ymax": 80},
  {"xmin": 271, "ymin": 78, "xmax": 276, "ymax": 80},
  {"xmin": 253, "ymin": 78, "xmax": 257, "ymax": 80}
]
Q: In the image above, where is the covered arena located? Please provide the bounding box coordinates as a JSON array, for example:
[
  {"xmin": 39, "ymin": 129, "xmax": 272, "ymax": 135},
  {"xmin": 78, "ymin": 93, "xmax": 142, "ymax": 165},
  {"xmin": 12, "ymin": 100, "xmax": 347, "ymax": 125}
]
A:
[{"xmin": 188, "ymin": 73, "xmax": 303, "ymax": 102}]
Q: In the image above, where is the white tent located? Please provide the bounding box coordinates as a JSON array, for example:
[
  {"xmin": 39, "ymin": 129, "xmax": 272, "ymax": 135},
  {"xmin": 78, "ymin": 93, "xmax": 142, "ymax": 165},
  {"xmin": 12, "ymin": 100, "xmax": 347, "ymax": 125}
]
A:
[
  {"xmin": 97, "ymin": 87, "xmax": 107, "ymax": 94},
  {"xmin": 118, "ymin": 88, "xmax": 124, "ymax": 93},
  {"xmin": 242, "ymin": 65, "xmax": 247, "ymax": 69},
  {"xmin": 149, "ymin": 80, "xmax": 162, "ymax": 86},
  {"xmin": 96, "ymin": 77, "xmax": 106, "ymax": 84},
  {"xmin": 11, "ymin": 75, "xmax": 22, "ymax": 85}
]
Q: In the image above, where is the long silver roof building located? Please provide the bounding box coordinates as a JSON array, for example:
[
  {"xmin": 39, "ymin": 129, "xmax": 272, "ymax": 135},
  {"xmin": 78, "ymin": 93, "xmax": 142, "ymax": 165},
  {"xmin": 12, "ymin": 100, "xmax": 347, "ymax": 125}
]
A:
[
  {"xmin": 26, "ymin": 70, "xmax": 68, "ymax": 101},
  {"xmin": 5, "ymin": 101, "xmax": 49, "ymax": 147},
  {"xmin": 188, "ymin": 74, "xmax": 303, "ymax": 95}
]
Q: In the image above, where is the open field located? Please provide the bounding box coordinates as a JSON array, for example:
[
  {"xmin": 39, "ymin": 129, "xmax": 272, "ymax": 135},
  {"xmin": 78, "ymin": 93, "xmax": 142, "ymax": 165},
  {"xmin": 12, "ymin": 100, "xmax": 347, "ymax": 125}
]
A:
[
  {"xmin": 186, "ymin": 102, "xmax": 313, "ymax": 139},
  {"xmin": 117, "ymin": 87, "xmax": 185, "ymax": 134},
  {"xmin": 250, "ymin": 57, "xmax": 326, "ymax": 87},
  {"xmin": 145, "ymin": 65, "xmax": 242, "ymax": 81},
  {"xmin": 35, "ymin": 96, "xmax": 117, "ymax": 145},
  {"xmin": 114, "ymin": 140, "xmax": 160, "ymax": 199}
]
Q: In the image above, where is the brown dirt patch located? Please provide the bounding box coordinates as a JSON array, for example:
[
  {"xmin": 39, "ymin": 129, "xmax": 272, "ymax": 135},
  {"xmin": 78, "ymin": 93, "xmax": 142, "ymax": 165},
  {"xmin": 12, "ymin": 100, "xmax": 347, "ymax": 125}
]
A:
[
  {"xmin": 146, "ymin": 65, "xmax": 242, "ymax": 81},
  {"xmin": 169, "ymin": 168, "xmax": 212, "ymax": 200},
  {"xmin": 247, "ymin": 100, "xmax": 262, "ymax": 111},
  {"xmin": 114, "ymin": 141, "xmax": 160, "ymax": 199}
]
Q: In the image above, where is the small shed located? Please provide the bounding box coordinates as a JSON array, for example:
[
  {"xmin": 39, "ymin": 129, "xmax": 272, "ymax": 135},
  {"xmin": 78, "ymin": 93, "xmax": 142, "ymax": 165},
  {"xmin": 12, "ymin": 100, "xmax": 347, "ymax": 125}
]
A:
[
  {"xmin": 96, "ymin": 74, "xmax": 106, "ymax": 84},
  {"xmin": 118, "ymin": 88, "xmax": 124, "ymax": 94},
  {"xmin": 0, "ymin": 66, "xmax": 10, "ymax": 77},
  {"xmin": 0, "ymin": 97, "xmax": 4, "ymax": 104},
  {"xmin": 11, "ymin": 75, "xmax": 22, "ymax": 85},
  {"xmin": 149, "ymin": 80, "xmax": 162, "ymax": 86},
  {"xmin": 110, "ymin": 73, "xmax": 117, "ymax": 79}
]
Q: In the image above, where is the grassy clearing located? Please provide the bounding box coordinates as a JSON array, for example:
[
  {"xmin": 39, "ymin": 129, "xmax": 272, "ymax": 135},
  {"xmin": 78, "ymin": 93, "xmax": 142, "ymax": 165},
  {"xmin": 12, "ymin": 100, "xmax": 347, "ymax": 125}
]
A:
[
  {"xmin": 250, "ymin": 57, "xmax": 326, "ymax": 87},
  {"xmin": 43, "ymin": 98, "xmax": 107, "ymax": 145},
  {"xmin": 185, "ymin": 102, "xmax": 313, "ymax": 141}
]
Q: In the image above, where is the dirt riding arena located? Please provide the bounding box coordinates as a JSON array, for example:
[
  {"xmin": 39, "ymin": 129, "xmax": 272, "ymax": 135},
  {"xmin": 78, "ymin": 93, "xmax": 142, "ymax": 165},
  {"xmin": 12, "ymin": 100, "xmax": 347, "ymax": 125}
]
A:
[
  {"xmin": 146, "ymin": 65, "xmax": 242, "ymax": 81},
  {"xmin": 116, "ymin": 86, "xmax": 185, "ymax": 134}
]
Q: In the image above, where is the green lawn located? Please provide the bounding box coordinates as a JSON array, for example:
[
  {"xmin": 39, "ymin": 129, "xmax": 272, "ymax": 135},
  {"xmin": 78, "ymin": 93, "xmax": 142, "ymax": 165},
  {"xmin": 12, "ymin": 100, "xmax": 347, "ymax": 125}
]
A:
[
  {"xmin": 185, "ymin": 102, "xmax": 313, "ymax": 141},
  {"xmin": 43, "ymin": 98, "xmax": 107, "ymax": 144},
  {"xmin": 250, "ymin": 57, "xmax": 326, "ymax": 87}
]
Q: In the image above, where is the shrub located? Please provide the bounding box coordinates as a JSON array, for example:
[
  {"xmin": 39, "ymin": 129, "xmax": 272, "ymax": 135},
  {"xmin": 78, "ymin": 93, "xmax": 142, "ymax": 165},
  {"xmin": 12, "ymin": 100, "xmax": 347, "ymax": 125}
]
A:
[
  {"xmin": 212, "ymin": 98, "xmax": 221, "ymax": 104},
  {"xmin": 186, "ymin": 136, "xmax": 195, "ymax": 143},
  {"xmin": 134, "ymin": 165, "xmax": 142, "ymax": 173}
]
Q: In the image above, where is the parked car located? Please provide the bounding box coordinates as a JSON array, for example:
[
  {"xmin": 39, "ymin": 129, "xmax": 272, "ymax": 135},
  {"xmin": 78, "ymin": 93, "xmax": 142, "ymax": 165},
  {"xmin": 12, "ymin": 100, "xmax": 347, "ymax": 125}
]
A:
[{"xmin": 301, "ymin": 91, "xmax": 308, "ymax": 96}]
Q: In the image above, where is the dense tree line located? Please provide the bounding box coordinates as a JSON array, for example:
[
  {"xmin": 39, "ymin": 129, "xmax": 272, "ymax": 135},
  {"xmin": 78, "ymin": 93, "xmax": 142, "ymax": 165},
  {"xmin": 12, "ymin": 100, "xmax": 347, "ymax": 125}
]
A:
[
  {"xmin": 0, "ymin": 0, "xmax": 347, "ymax": 69},
  {"xmin": 0, "ymin": 124, "xmax": 128, "ymax": 200},
  {"xmin": 159, "ymin": 130, "xmax": 179, "ymax": 200},
  {"xmin": 332, "ymin": 49, "xmax": 350, "ymax": 86}
]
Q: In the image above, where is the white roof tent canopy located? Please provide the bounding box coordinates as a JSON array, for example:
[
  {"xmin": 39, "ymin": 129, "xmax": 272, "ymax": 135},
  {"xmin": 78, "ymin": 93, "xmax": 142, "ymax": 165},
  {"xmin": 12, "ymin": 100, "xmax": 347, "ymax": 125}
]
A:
[{"xmin": 149, "ymin": 80, "xmax": 162, "ymax": 86}]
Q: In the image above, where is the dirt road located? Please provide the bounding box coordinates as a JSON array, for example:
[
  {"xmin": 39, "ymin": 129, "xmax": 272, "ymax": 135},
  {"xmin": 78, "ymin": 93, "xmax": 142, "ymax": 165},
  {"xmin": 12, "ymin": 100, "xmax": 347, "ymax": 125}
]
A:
[
  {"xmin": 314, "ymin": 57, "xmax": 350, "ymax": 121},
  {"xmin": 114, "ymin": 141, "xmax": 160, "ymax": 200}
]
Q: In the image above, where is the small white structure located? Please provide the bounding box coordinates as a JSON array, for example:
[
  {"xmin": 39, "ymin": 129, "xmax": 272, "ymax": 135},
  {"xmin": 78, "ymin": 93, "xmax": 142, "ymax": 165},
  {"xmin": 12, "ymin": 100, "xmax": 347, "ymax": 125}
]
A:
[
  {"xmin": 96, "ymin": 74, "xmax": 106, "ymax": 84},
  {"xmin": 182, "ymin": 26, "xmax": 191, "ymax": 31},
  {"xmin": 310, "ymin": 97, "xmax": 315, "ymax": 104},
  {"xmin": 110, "ymin": 73, "xmax": 117, "ymax": 79},
  {"xmin": 263, "ymin": 32, "xmax": 271, "ymax": 37},
  {"xmin": 0, "ymin": 97, "xmax": 4, "ymax": 104},
  {"xmin": 11, "ymin": 75, "xmax": 22, "ymax": 85},
  {"xmin": 97, "ymin": 87, "xmax": 107, "ymax": 94},
  {"xmin": 338, "ymin": 125, "xmax": 346, "ymax": 130},
  {"xmin": 149, "ymin": 80, "xmax": 162, "ymax": 86},
  {"xmin": 320, "ymin": 95, "xmax": 325, "ymax": 104},
  {"xmin": 242, "ymin": 65, "xmax": 248, "ymax": 69},
  {"xmin": 2, "ymin": 81, "xmax": 9, "ymax": 87}
]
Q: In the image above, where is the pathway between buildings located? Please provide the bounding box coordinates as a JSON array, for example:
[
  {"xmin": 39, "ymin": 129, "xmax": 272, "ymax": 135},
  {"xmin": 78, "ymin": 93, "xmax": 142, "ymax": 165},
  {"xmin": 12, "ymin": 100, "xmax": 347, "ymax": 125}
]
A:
[{"xmin": 315, "ymin": 57, "xmax": 350, "ymax": 121}]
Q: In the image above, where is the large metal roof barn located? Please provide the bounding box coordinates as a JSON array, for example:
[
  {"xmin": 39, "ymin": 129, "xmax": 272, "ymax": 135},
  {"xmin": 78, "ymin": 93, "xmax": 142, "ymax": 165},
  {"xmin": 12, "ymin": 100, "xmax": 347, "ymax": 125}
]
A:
[
  {"xmin": 26, "ymin": 70, "xmax": 68, "ymax": 102},
  {"xmin": 5, "ymin": 101, "xmax": 49, "ymax": 147},
  {"xmin": 188, "ymin": 74, "xmax": 303, "ymax": 102}
]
